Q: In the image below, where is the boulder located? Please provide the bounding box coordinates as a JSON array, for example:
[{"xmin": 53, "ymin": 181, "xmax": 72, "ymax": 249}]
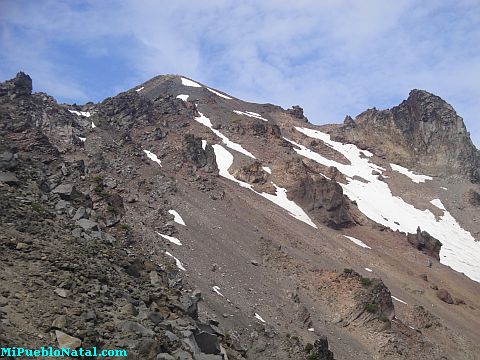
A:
[
  {"xmin": 52, "ymin": 183, "xmax": 83, "ymax": 201},
  {"xmin": 313, "ymin": 336, "xmax": 335, "ymax": 360},
  {"xmin": 0, "ymin": 151, "xmax": 17, "ymax": 170},
  {"xmin": 436, "ymin": 289, "xmax": 454, "ymax": 304},
  {"xmin": 0, "ymin": 172, "xmax": 19, "ymax": 186},
  {"xmin": 75, "ymin": 219, "xmax": 98, "ymax": 231},
  {"xmin": 465, "ymin": 189, "xmax": 480, "ymax": 206},
  {"xmin": 55, "ymin": 330, "xmax": 81, "ymax": 349},
  {"xmin": 287, "ymin": 105, "xmax": 309, "ymax": 123}
]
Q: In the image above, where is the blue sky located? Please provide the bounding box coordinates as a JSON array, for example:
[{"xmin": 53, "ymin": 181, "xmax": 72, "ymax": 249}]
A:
[{"xmin": 1, "ymin": 1, "xmax": 479, "ymax": 146}]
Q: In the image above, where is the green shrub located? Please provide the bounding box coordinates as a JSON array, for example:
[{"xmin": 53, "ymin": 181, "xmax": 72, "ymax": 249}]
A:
[
  {"xmin": 31, "ymin": 202, "xmax": 44, "ymax": 214},
  {"xmin": 360, "ymin": 277, "xmax": 372, "ymax": 287},
  {"xmin": 343, "ymin": 268, "xmax": 353, "ymax": 274},
  {"xmin": 304, "ymin": 343, "xmax": 313, "ymax": 353},
  {"xmin": 365, "ymin": 303, "xmax": 377, "ymax": 313},
  {"xmin": 307, "ymin": 352, "xmax": 318, "ymax": 360},
  {"xmin": 120, "ymin": 224, "xmax": 130, "ymax": 230}
]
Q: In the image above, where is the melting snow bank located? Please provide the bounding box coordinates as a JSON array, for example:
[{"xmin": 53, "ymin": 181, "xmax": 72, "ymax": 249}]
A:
[
  {"xmin": 430, "ymin": 199, "xmax": 446, "ymax": 210},
  {"xmin": 212, "ymin": 286, "xmax": 224, "ymax": 297},
  {"xmin": 68, "ymin": 110, "xmax": 91, "ymax": 117},
  {"xmin": 176, "ymin": 94, "xmax": 189, "ymax": 101},
  {"xmin": 181, "ymin": 77, "xmax": 202, "ymax": 87},
  {"xmin": 213, "ymin": 144, "xmax": 317, "ymax": 228},
  {"xmin": 391, "ymin": 296, "xmax": 408, "ymax": 305},
  {"xmin": 157, "ymin": 232, "xmax": 182, "ymax": 246},
  {"xmin": 165, "ymin": 251, "xmax": 186, "ymax": 271},
  {"xmin": 262, "ymin": 166, "xmax": 272, "ymax": 174},
  {"xmin": 195, "ymin": 111, "xmax": 256, "ymax": 159},
  {"xmin": 207, "ymin": 87, "xmax": 232, "ymax": 99},
  {"xmin": 291, "ymin": 127, "xmax": 480, "ymax": 283},
  {"xmin": 390, "ymin": 163, "xmax": 432, "ymax": 183},
  {"xmin": 143, "ymin": 150, "xmax": 162, "ymax": 166},
  {"xmin": 344, "ymin": 235, "xmax": 371, "ymax": 249},
  {"xmin": 233, "ymin": 110, "xmax": 268, "ymax": 121},
  {"xmin": 168, "ymin": 209, "xmax": 186, "ymax": 226},
  {"xmin": 254, "ymin": 313, "xmax": 266, "ymax": 323}
]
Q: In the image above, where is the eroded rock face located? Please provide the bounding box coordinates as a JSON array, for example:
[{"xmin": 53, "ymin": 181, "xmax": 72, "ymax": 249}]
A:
[
  {"xmin": 332, "ymin": 90, "xmax": 480, "ymax": 182},
  {"xmin": 289, "ymin": 175, "xmax": 355, "ymax": 229},
  {"xmin": 183, "ymin": 134, "xmax": 218, "ymax": 173},
  {"xmin": 287, "ymin": 105, "xmax": 309, "ymax": 123},
  {"xmin": 231, "ymin": 160, "xmax": 268, "ymax": 185},
  {"xmin": 407, "ymin": 227, "xmax": 442, "ymax": 260}
]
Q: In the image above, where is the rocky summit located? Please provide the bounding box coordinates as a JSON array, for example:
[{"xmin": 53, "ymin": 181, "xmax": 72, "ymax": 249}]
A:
[{"xmin": 1, "ymin": 72, "xmax": 480, "ymax": 360}]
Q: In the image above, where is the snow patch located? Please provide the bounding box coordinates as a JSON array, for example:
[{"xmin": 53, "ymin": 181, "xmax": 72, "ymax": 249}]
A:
[
  {"xmin": 430, "ymin": 199, "xmax": 446, "ymax": 210},
  {"xmin": 143, "ymin": 150, "xmax": 162, "ymax": 166},
  {"xmin": 181, "ymin": 77, "xmax": 201, "ymax": 87},
  {"xmin": 254, "ymin": 313, "xmax": 266, "ymax": 323},
  {"xmin": 69, "ymin": 110, "xmax": 91, "ymax": 117},
  {"xmin": 176, "ymin": 94, "xmax": 189, "ymax": 101},
  {"xmin": 207, "ymin": 87, "xmax": 232, "ymax": 99},
  {"xmin": 344, "ymin": 235, "xmax": 371, "ymax": 249},
  {"xmin": 440, "ymin": 187, "xmax": 448, "ymax": 190},
  {"xmin": 91, "ymin": 121, "xmax": 96, "ymax": 129},
  {"xmin": 195, "ymin": 111, "xmax": 256, "ymax": 159},
  {"xmin": 392, "ymin": 296, "xmax": 408, "ymax": 305},
  {"xmin": 390, "ymin": 163, "xmax": 432, "ymax": 183},
  {"xmin": 233, "ymin": 110, "xmax": 268, "ymax": 122},
  {"xmin": 157, "ymin": 232, "xmax": 182, "ymax": 246},
  {"xmin": 165, "ymin": 251, "xmax": 186, "ymax": 271},
  {"xmin": 307, "ymin": 328, "xmax": 315, "ymax": 332},
  {"xmin": 213, "ymin": 144, "xmax": 316, "ymax": 228},
  {"xmin": 365, "ymin": 268, "xmax": 373, "ymax": 272},
  {"xmin": 290, "ymin": 127, "xmax": 480, "ymax": 283},
  {"xmin": 262, "ymin": 166, "xmax": 272, "ymax": 174},
  {"xmin": 78, "ymin": 137, "xmax": 86, "ymax": 142},
  {"xmin": 212, "ymin": 286, "xmax": 224, "ymax": 297},
  {"xmin": 135, "ymin": 86, "xmax": 144, "ymax": 92},
  {"xmin": 201, "ymin": 140, "xmax": 207, "ymax": 150},
  {"xmin": 168, "ymin": 209, "xmax": 186, "ymax": 226}
]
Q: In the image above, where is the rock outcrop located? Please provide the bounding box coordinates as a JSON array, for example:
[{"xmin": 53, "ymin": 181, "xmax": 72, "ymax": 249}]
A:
[
  {"xmin": 332, "ymin": 89, "xmax": 480, "ymax": 182},
  {"xmin": 407, "ymin": 227, "xmax": 442, "ymax": 260}
]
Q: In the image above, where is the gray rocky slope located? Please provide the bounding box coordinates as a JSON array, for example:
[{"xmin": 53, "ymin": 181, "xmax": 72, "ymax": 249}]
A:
[{"xmin": 1, "ymin": 72, "xmax": 479, "ymax": 359}]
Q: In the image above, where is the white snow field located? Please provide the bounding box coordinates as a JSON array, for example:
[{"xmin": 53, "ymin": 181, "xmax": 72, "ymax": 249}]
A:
[
  {"xmin": 143, "ymin": 150, "xmax": 162, "ymax": 166},
  {"xmin": 390, "ymin": 163, "xmax": 432, "ymax": 183},
  {"xmin": 233, "ymin": 110, "xmax": 268, "ymax": 121},
  {"xmin": 168, "ymin": 209, "xmax": 186, "ymax": 226},
  {"xmin": 207, "ymin": 87, "xmax": 232, "ymax": 99},
  {"xmin": 430, "ymin": 199, "xmax": 446, "ymax": 210},
  {"xmin": 68, "ymin": 109, "xmax": 91, "ymax": 117},
  {"xmin": 195, "ymin": 111, "xmax": 256, "ymax": 159},
  {"xmin": 212, "ymin": 144, "xmax": 317, "ymax": 228},
  {"xmin": 181, "ymin": 77, "xmax": 202, "ymax": 87},
  {"xmin": 176, "ymin": 94, "xmax": 189, "ymax": 101},
  {"xmin": 344, "ymin": 235, "xmax": 371, "ymax": 249},
  {"xmin": 165, "ymin": 251, "xmax": 186, "ymax": 271},
  {"xmin": 288, "ymin": 127, "xmax": 480, "ymax": 283},
  {"xmin": 157, "ymin": 232, "xmax": 182, "ymax": 246}
]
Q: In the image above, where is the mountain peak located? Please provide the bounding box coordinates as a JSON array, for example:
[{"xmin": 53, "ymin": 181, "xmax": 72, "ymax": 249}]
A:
[{"xmin": 332, "ymin": 89, "xmax": 479, "ymax": 182}]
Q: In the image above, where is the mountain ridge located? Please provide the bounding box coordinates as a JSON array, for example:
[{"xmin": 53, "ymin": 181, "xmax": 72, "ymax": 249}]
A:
[{"xmin": 1, "ymin": 71, "xmax": 480, "ymax": 360}]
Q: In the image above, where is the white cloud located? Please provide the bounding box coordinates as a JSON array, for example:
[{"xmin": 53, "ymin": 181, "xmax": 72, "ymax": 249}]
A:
[{"xmin": 0, "ymin": 1, "xmax": 479, "ymax": 145}]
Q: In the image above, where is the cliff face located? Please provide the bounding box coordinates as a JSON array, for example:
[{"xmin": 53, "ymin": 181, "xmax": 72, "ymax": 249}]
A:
[{"xmin": 332, "ymin": 90, "xmax": 480, "ymax": 182}]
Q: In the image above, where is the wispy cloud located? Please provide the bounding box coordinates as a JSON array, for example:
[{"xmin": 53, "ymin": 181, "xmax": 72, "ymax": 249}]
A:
[{"xmin": 1, "ymin": 0, "xmax": 479, "ymax": 145}]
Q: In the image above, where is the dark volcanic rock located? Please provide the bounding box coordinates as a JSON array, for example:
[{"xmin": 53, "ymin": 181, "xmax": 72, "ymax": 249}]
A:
[
  {"xmin": 289, "ymin": 175, "xmax": 355, "ymax": 229},
  {"xmin": 332, "ymin": 89, "xmax": 480, "ymax": 182},
  {"xmin": 436, "ymin": 289, "xmax": 454, "ymax": 304},
  {"xmin": 287, "ymin": 105, "xmax": 309, "ymax": 123},
  {"xmin": 183, "ymin": 134, "xmax": 218, "ymax": 173},
  {"xmin": 232, "ymin": 161, "xmax": 268, "ymax": 185},
  {"xmin": 312, "ymin": 337, "xmax": 335, "ymax": 360},
  {"xmin": 407, "ymin": 227, "xmax": 442, "ymax": 260}
]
